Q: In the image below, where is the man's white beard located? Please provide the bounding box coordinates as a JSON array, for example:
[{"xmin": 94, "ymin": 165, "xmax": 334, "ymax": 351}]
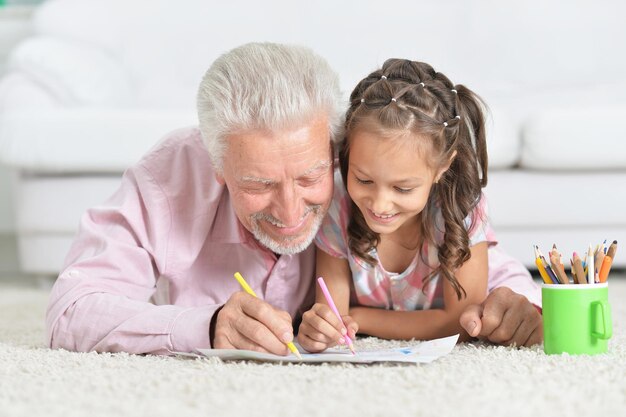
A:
[{"xmin": 250, "ymin": 205, "xmax": 325, "ymax": 255}]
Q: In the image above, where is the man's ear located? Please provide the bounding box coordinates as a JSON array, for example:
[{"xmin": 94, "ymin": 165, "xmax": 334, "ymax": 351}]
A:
[{"xmin": 435, "ymin": 150, "xmax": 457, "ymax": 183}]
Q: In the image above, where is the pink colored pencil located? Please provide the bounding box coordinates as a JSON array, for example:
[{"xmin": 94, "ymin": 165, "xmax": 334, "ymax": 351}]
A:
[{"xmin": 317, "ymin": 277, "xmax": 356, "ymax": 354}]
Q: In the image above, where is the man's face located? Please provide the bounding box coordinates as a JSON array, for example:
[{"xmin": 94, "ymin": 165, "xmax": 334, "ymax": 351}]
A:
[{"xmin": 217, "ymin": 115, "xmax": 334, "ymax": 255}]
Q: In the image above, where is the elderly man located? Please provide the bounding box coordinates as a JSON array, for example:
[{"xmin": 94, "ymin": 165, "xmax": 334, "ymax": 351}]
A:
[{"xmin": 46, "ymin": 43, "xmax": 541, "ymax": 355}]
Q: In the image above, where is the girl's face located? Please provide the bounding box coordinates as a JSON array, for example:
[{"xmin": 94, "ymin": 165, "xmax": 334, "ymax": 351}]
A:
[{"xmin": 346, "ymin": 129, "xmax": 445, "ymax": 236}]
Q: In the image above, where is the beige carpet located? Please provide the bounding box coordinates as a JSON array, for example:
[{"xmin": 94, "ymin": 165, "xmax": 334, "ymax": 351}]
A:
[{"xmin": 1, "ymin": 278, "xmax": 625, "ymax": 417}]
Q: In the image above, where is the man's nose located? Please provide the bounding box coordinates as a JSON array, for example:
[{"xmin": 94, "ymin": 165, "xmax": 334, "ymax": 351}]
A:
[{"xmin": 274, "ymin": 184, "xmax": 305, "ymax": 226}]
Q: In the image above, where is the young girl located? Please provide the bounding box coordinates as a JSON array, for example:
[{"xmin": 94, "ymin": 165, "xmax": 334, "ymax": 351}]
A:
[{"xmin": 298, "ymin": 58, "xmax": 494, "ymax": 352}]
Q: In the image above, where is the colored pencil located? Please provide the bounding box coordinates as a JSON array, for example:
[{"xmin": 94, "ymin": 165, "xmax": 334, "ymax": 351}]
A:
[
  {"xmin": 537, "ymin": 247, "xmax": 559, "ymax": 284},
  {"xmin": 534, "ymin": 245, "xmax": 553, "ymax": 284},
  {"xmin": 572, "ymin": 252, "xmax": 586, "ymax": 284},
  {"xmin": 586, "ymin": 244, "xmax": 594, "ymax": 285},
  {"xmin": 549, "ymin": 244, "xmax": 569, "ymax": 284},
  {"xmin": 317, "ymin": 277, "xmax": 356, "ymax": 354},
  {"xmin": 599, "ymin": 240, "xmax": 617, "ymax": 283},
  {"xmin": 233, "ymin": 272, "xmax": 302, "ymax": 359},
  {"xmin": 594, "ymin": 244, "xmax": 605, "ymax": 283}
]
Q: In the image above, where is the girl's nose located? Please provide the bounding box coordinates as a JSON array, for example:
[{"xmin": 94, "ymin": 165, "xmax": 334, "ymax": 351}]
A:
[{"xmin": 370, "ymin": 189, "xmax": 393, "ymax": 214}]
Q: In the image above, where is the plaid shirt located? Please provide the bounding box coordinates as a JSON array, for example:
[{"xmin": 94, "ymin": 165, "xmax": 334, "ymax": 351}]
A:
[{"xmin": 315, "ymin": 170, "xmax": 497, "ymax": 311}]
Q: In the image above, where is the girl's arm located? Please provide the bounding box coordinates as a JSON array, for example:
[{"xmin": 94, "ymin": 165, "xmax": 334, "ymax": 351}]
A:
[
  {"xmin": 314, "ymin": 248, "xmax": 352, "ymax": 313},
  {"xmin": 297, "ymin": 248, "xmax": 358, "ymax": 351},
  {"xmin": 350, "ymin": 241, "xmax": 488, "ymax": 342}
]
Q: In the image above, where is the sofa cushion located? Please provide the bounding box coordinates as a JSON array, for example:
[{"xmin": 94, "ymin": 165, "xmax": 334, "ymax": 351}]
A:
[
  {"xmin": 0, "ymin": 72, "xmax": 58, "ymax": 110},
  {"xmin": 17, "ymin": 234, "xmax": 76, "ymax": 274},
  {"xmin": 484, "ymin": 104, "xmax": 520, "ymax": 169},
  {"xmin": 13, "ymin": 175, "xmax": 123, "ymax": 274},
  {"xmin": 9, "ymin": 37, "xmax": 132, "ymax": 106},
  {"xmin": 485, "ymin": 171, "xmax": 626, "ymax": 227},
  {"xmin": 485, "ymin": 171, "xmax": 626, "ymax": 268},
  {"xmin": 0, "ymin": 109, "xmax": 197, "ymax": 172},
  {"xmin": 521, "ymin": 105, "xmax": 626, "ymax": 170},
  {"xmin": 491, "ymin": 227, "xmax": 626, "ymax": 269},
  {"xmin": 15, "ymin": 175, "xmax": 121, "ymax": 233}
]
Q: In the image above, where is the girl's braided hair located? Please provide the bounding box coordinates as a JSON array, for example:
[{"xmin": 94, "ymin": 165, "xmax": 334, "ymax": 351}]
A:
[{"xmin": 340, "ymin": 58, "xmax": 488, "ymax": 299}]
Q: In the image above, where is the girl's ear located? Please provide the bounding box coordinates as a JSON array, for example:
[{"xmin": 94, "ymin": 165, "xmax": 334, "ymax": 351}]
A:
[{"xmin": 435, "ymin": 150, "xmax": 457, "ymax": 183}]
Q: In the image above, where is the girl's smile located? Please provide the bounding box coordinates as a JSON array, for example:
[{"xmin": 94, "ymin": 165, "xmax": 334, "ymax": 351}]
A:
[{"xmin": 366, "ymin": 208, "xmax": 399, "ymax": 224}]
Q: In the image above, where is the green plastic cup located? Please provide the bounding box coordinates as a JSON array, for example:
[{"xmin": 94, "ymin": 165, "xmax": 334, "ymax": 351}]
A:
[{"xmin": 542, "ymin": 283, "xmax": 612, "ymax": 355}]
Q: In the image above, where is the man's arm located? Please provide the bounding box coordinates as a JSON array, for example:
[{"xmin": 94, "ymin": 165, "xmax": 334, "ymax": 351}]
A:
[
  {"xmin": 48, "ymin": 288, "xmax": 219, "ymax": 354},
  {"xmin": 46, "ymin": 165, "xmax": 217, "ymax": 355}
]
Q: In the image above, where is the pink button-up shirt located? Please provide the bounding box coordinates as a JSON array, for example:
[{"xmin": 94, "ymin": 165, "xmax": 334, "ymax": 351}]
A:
[{"xmin": 46, "ymin": 127, "xmax": 316, "ymax": 355}]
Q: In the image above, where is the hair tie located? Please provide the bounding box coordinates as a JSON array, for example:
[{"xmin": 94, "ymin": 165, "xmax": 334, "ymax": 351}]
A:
[
  {"xmin": 381, "ymin": 75, "xmax": 387, "ymax": 80},
  {"xmin": 391, "ymin": 98, "xmax": 397, "ymax": 102},
  {"xmin": 443, "ymin": 115, "xmax": 461, "ymax": 127},
  {"xmin": 360, "ymin": 98, "xmax": 365, "ymax": 103},
  {"xmin": 419, "ymin": 82, "xmax": 425, "ymax": 87},
  {"xmin": 451, "ymin": 89, "xmax": 458, "ymax": 94}
]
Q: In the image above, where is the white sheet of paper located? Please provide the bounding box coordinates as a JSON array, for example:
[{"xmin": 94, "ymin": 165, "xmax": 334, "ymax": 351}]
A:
[{"xmin": 193, "ymin": 334, "xmax": 459, "ymax": 364}]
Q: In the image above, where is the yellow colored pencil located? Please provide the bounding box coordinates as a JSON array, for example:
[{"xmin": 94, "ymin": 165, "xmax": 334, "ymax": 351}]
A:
[
  {"xmin": 534, "ymin": 245, "xmax": 552, "ymax": 284},
  {"xmin": 233, "ymin": 272, "xmax": 302, "ymax": 359},
  {"xmin": 234, "ymin": 272, "xmax": 258, "ymax": 297}
]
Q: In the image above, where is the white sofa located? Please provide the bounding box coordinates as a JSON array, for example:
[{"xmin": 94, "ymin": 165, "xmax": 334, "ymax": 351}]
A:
[{"xmin": 1, "ymin": 0, "xmax": 626, "ymax": 276}]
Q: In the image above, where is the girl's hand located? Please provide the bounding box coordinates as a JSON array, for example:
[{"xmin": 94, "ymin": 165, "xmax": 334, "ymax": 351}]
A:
[{"xmin": 297, "ymin": 303, "xmax": 358, "ymax": 353}]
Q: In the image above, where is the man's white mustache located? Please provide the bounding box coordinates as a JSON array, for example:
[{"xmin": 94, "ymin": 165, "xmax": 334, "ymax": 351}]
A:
[{"xmin": 251, "ymin": 205, "xmax": 321, "ymax": 227}]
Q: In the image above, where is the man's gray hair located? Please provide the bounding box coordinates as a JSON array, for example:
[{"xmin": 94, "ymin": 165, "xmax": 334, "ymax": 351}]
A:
[{"xmin": 197, "ymin": 42, "xmax": 344, "ymax": 172}]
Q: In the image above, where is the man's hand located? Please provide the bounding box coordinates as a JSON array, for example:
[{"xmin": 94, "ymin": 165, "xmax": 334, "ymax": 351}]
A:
[
  {"xmin": 297, "ymin": 303, "xmax": 358, "ymax": 353},
  {"xmin": 213, "ymin": 291, "xmax": 295, "ymax": 355},
  {"xmin": 459, "ymin": 287, "xmax": 543, "ymax": 347}
]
